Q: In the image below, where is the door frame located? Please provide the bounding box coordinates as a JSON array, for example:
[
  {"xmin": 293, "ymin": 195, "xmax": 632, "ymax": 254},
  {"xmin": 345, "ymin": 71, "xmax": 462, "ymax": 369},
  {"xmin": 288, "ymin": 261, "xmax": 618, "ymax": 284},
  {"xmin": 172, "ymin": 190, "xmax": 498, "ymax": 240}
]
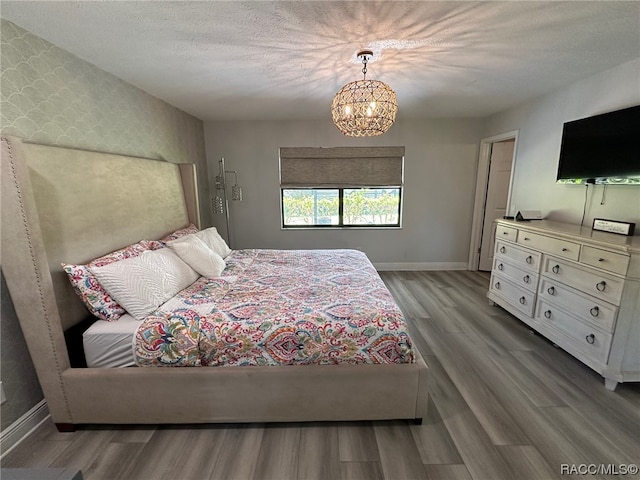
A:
[{"xmin": 468, "ymin": 130, "xmax": 519, "ymax": 271}]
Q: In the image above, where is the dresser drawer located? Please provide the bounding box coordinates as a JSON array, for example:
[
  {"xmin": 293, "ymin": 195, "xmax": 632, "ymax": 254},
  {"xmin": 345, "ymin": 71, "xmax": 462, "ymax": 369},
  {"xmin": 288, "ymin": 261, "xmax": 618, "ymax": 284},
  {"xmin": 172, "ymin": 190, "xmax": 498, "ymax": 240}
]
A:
[
  {"xmin": 489, "ymin": 273, "xmax": 535, "ymax": 316},
  {"xmin": 538, "ymin": 278, "xmax": 617, "ymax": 333},
  {"xmin": 542, "ymin": 256, "xmax": 624, "ymax": 305},
  {"xmin": 535, "ymin": 299, "xmax": 612, "ymax": 364},
  {"xmin": 496, "ymin": 224, "xmax": 518, "ymax": 242},
  {"xmin": 495, "ymin": 240, "xmax": 541, "ymax": 271},
  {"xmin": 580, "ymin": 245, "xmax": 629, "ymax": 276},
  {"xmin": 517, "ymin": 231, "xmax": 580, "ymax": 261},
  {"xmin": 493, "ymin": 257, "xmax": 539, "ymax": 292}
]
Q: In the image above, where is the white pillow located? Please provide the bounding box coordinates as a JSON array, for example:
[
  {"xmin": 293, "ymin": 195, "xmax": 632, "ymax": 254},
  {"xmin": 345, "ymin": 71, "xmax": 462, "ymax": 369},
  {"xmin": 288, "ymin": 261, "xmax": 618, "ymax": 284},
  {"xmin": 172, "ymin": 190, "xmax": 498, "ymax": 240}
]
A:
[
  {"xmin": 167, "ymin": 235, "xmax": 226, "ymax": 279},
  {"xmin": 89, "ymin": 248, "xmax": 199, "ymax": 320},
  {"xmin": 194, "ymin": 227, "xmax": 232, "ymax": 258}
]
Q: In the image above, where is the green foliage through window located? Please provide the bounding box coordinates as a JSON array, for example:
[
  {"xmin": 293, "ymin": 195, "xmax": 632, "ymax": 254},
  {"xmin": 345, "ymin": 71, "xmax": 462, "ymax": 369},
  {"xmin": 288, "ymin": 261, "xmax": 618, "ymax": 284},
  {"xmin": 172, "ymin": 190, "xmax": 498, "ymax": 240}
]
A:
[{"xmin": 282, "ymin": 188, "xmax": 401, "ymax": 227}]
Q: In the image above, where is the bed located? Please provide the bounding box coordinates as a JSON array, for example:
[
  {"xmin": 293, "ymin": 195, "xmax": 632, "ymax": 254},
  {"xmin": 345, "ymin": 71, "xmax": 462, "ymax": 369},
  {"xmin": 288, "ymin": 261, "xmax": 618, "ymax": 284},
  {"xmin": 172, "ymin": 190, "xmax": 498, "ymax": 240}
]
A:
[{"xmin": 1, "ymin": 135, "xmax": 428, "ymax": 430}]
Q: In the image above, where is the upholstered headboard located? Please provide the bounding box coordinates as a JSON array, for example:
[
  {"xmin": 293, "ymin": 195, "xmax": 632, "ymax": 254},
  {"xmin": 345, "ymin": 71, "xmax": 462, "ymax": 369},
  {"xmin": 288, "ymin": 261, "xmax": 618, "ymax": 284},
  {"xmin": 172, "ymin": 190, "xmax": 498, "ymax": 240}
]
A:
[
  {"xmin": 1, "ymin": 135, "xmax": 201, "ymax": 329},
  {"xmin": 1, "ymin": 135, "xmax": 201, "ymax": 422}
]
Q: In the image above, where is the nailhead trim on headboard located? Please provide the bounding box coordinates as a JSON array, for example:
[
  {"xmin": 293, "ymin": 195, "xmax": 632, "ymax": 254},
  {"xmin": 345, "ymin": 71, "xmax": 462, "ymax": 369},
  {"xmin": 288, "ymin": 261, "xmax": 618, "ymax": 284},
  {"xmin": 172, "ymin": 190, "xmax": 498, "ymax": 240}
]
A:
[{"xmin": 2, "ymin": 136, "xmax": 72, "ymax": 421}]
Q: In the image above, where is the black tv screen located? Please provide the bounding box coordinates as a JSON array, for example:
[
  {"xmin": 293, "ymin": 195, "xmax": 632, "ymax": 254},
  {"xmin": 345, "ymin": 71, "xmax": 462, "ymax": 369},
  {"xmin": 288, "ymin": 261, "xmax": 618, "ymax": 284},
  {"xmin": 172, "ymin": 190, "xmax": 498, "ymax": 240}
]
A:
[{"xmin": 556, "ymin": 105, "xmax": 640, "ymax": 184}]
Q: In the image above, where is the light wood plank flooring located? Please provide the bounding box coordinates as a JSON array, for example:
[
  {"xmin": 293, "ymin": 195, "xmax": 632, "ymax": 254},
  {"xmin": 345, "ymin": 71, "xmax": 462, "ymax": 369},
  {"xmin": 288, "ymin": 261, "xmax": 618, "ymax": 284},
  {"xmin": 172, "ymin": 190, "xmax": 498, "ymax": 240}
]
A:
[{"xmin": 3, "ymin": 271, "xmax": 639, "ymax": 479}]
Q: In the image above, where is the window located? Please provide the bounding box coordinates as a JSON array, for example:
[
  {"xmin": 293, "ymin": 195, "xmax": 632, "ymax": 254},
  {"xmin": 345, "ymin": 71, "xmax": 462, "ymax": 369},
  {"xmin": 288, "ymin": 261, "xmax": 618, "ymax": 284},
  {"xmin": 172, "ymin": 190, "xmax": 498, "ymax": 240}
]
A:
[
  {"xmin": 344, "ymin": 188, "xmax": 400, "ymax": 225},
  {"xmin": 282, "ymin": 188, "xmax": 400, "ymax": 227},
  {"xmin": 282, "ymin": 189, "xmax": 339, "ymax": 226},
  {"xmin": 280, "ymin": 147, "xmax": 404, "ymax": 229}
]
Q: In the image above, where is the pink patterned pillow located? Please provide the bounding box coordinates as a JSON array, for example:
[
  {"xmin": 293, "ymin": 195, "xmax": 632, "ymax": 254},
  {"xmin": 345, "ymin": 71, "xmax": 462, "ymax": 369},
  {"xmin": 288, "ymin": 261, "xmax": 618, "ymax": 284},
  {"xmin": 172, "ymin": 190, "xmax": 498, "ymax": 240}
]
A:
[
  {"xmin": 159, "ymin": 224, "xmax": 199, "ymax": 243},
  {"xmin": 62, "ymin": 240, "xmax": 157, "ymax": 321}
]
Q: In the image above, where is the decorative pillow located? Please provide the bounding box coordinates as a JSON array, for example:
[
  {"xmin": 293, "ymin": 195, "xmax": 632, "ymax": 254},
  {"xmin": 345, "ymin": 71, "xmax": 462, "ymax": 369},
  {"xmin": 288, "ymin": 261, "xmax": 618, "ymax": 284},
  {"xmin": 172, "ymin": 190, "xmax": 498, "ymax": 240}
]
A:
[
  {"xmin": 62, "ymin": 240, "xmax": 156, "ymax": 321},
  {"xmin": 194, "ymin": 227, "xmax": 232, "ymax": 258},
  {"xmin": 167, "ymin": 235, "xmax": 226, "ymax": 279},
  {"xmin": 89, "ymin": 248, "xmax": 200, "ymax": 321},
  {"xmin": 144, "ymin": 239, "xmax": 166, "ymax": 251},
  {"xmin": 160, "ymin": 224, "xmax": 199, "ymax": 243}
]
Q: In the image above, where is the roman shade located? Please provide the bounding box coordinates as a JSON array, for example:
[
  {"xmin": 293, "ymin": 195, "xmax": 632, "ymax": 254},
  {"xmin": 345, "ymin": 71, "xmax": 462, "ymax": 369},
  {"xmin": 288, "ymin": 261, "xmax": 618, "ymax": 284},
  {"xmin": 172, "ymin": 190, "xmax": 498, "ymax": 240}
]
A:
[{"xmin": 279, "ymin": 146, "xmax": 404, "ymax": 188}]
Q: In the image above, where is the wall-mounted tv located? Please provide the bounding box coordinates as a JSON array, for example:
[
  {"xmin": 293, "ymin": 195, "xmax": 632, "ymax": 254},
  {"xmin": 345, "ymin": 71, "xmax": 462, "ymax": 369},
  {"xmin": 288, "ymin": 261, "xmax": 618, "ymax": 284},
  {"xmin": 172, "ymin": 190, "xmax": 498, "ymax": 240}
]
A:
[{"xmin": 556, "ymin": 105, "xmax": 640, "ymax": 185}]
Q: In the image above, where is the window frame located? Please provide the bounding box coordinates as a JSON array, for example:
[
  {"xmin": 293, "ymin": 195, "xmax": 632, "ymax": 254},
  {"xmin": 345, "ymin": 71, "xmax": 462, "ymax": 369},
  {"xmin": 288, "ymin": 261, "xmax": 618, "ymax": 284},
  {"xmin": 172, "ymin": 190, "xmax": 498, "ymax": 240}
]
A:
[{"xmin": 281, "ymin": 186, "xmax": 403, "ymax": 229}]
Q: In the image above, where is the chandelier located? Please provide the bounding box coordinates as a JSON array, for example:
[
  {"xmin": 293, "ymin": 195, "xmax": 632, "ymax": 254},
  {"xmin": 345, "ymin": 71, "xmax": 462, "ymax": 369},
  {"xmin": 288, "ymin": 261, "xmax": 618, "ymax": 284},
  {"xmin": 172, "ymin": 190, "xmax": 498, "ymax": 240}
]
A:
[{"xmin": 331, "ymin": 50, "xmax": 398, "ymax": 137}]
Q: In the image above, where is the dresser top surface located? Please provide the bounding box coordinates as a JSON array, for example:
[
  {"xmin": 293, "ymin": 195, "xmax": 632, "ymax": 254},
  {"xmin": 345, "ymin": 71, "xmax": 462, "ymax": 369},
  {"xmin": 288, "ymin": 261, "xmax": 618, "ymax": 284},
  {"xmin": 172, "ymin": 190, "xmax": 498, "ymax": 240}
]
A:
[{"xmin": 496, "ymin": 219, "xmax": 640, "ymax": 253}]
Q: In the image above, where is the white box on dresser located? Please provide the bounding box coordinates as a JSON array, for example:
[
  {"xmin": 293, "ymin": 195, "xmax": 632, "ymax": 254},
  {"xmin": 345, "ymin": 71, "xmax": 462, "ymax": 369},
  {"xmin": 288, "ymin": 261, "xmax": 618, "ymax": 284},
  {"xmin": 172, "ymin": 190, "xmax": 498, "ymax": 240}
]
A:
[{"xmin": 487, "ymin": 219, "xmax": 640, "ymax": 391}]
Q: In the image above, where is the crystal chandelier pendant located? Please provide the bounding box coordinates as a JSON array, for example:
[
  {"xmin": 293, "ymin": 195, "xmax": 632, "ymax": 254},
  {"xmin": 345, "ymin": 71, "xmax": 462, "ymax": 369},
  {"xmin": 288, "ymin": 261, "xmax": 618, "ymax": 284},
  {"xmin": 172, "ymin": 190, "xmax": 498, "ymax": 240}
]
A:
[{"xmin": 331, "ymin": 50, "xmax": 398, "ymax": 137}]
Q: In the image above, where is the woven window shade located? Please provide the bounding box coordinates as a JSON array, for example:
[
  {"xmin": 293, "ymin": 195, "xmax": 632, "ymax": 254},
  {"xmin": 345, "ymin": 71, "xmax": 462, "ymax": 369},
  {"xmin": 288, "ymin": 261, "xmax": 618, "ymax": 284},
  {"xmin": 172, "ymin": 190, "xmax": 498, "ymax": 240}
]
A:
[{"xmin": 280, "ymin": 147, "xmax": 404, "ymax": 188}]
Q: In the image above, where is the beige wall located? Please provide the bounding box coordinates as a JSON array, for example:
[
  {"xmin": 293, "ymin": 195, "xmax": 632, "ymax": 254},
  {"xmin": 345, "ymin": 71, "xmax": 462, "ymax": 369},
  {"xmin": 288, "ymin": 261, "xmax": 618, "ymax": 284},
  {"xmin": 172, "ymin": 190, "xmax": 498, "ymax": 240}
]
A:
[
  {"xmin": 482, "ymin": 58, "xmax": 640, "ymax": 227},
  {"xmin": 203, "ymin": 118, "xmax": 483, "ymax": 268},
  {"xmin": 0, "ymin": 20, "xmax": 209, "ymax": 429}
]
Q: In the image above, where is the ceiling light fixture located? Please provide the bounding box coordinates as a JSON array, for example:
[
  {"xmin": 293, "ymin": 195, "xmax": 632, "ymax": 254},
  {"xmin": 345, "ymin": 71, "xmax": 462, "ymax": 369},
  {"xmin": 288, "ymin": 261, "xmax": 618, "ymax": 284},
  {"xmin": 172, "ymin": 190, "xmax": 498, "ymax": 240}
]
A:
[{"xmin": 331, "ymin": 50, "xmax": 398, "ymax": 137}]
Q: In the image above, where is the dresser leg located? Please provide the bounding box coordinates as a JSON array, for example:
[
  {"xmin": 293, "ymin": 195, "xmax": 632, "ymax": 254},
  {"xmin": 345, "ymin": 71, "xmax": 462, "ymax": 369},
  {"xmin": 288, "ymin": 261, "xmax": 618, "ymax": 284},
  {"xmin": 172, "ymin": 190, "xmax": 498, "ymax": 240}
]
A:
[{"xmin": 604, "ymin": 378, "xmax": 618, "ymax": 391}]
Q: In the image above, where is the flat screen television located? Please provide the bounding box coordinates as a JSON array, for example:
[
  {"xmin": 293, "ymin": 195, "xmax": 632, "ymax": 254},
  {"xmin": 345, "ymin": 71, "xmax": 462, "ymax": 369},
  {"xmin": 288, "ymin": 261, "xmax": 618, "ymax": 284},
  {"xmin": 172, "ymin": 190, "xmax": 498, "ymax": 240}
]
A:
[{"xmin": 556, "ymin": 105, "xmax": 640, "ymax": 185}]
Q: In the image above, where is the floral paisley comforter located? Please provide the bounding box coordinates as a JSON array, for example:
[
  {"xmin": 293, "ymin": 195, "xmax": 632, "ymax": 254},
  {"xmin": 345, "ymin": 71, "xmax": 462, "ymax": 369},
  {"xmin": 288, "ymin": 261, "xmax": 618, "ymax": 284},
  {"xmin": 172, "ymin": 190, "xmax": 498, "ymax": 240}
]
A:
[{"xmin": 134, "ymin": 249, "xmax": 414, "ymax": 367}]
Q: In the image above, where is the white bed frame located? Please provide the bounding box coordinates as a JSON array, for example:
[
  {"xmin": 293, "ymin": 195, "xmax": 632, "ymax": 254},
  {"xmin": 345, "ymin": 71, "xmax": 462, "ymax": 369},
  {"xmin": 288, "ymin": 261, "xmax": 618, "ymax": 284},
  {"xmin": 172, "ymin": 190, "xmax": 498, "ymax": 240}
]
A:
[{"xmin": 1, "ymin": 135, "xmax": 428, "ymax": 431}]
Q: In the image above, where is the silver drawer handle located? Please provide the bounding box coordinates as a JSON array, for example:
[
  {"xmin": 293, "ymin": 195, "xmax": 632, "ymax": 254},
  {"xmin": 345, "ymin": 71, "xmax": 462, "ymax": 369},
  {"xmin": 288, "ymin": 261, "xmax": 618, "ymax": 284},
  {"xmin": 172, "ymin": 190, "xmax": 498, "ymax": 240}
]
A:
[
  {"xmin": 596, "ymin": 281, "xmax": 606, "ymax": 292},
  {"xmin": 523, "ymin": 237, "xmax": 530, "ymax": 241},
  {"xmin": 561, "ymin": 248, "xmax": 568, "ymax": 252},
  {"xmin": 585, "ymin": 334, "xmax": 595, "ymax": 345},
  {"xmin": 552, "ymin": 265, "xmax": 560, "ymax": 274},
  {"xmin": 547, "ymin": 286, "xmax": 555, "ymax": 295},
  {"xmin": 498, "ymin": 263, "xmax": 504, "ymax": 271},
  {"xmin": 523, "ymin": 275, "xmax": 530, "ymax": 284},
  {"xmin": 590, "ymin": 306, "xmax": 599, "ymax": 317},
  {"xmin": 525, "ymin": 255, "xmax": 533, "ymax": 264},
  {"xmin": 598, "ymin": 258, "xmax": 605, "ymax": 262},
  {"xmin": 519, "ymin": 296, "xmax": 526, "ymax": 305},
  {"xmin": 494, "ymin": 282, "xmax": 501, "ymax": 290},
  {"xmin": 503, "ymin": 231, "xmax": 509, "ymax": 235},
  {"xmin": 544, "ymin": 310, "xmax": 552, "ymax": 319},
  {"xmin": 500, "ymin": 246, "xmax": 506, "ymax": 254}
]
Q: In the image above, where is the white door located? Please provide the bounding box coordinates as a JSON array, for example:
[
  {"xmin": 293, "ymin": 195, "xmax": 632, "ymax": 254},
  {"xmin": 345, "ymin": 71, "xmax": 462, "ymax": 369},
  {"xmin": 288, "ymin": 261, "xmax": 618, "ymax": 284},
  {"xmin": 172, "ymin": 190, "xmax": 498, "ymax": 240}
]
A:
[{"xmin": 478, "ymin": 139, "xmax": 515, "ymax": 271}]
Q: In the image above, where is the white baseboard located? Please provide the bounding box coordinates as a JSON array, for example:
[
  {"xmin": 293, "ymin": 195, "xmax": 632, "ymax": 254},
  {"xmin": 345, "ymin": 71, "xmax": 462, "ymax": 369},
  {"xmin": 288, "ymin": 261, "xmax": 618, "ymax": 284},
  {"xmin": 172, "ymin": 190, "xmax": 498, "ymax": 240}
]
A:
[
  {"xmin": 1, "ymin": 399, "xmax": 49, "ymax": 458},
  {"xmin": 374, "ymin": 262, "xmax": 468, "ymax": 271}
]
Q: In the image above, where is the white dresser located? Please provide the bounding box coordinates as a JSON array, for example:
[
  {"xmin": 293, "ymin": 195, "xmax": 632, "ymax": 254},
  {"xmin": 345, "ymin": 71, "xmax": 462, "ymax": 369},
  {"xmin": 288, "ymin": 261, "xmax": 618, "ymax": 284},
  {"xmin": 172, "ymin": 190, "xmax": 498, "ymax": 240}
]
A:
[{"xmin": 487, "ymin": 219, "xmax": 640, "ymax": 390}]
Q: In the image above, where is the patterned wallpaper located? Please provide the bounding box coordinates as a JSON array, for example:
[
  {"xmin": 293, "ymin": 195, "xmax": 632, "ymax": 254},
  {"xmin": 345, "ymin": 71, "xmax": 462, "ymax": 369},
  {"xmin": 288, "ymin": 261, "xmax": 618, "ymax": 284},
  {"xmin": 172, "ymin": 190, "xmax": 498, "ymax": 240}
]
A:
[{"xmin": 0, "ymin": 19, "xmax": 210, "ymax": 429}]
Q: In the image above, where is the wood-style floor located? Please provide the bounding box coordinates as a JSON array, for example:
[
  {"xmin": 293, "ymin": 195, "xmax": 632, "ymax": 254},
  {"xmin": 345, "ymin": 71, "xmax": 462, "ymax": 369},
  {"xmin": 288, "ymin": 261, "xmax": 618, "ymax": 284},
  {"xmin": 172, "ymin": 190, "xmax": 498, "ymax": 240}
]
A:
[{"xmin": 3, "ymin": 271, "xmax": 639, "ymax": 480}]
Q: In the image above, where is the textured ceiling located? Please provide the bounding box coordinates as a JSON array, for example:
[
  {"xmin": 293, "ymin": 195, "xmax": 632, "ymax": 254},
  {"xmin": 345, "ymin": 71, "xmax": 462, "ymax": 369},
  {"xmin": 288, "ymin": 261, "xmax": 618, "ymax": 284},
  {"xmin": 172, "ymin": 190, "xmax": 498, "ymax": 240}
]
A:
[{"xmin": 2, "ymin": 1, "xmax": 639, "ymax": 122}]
